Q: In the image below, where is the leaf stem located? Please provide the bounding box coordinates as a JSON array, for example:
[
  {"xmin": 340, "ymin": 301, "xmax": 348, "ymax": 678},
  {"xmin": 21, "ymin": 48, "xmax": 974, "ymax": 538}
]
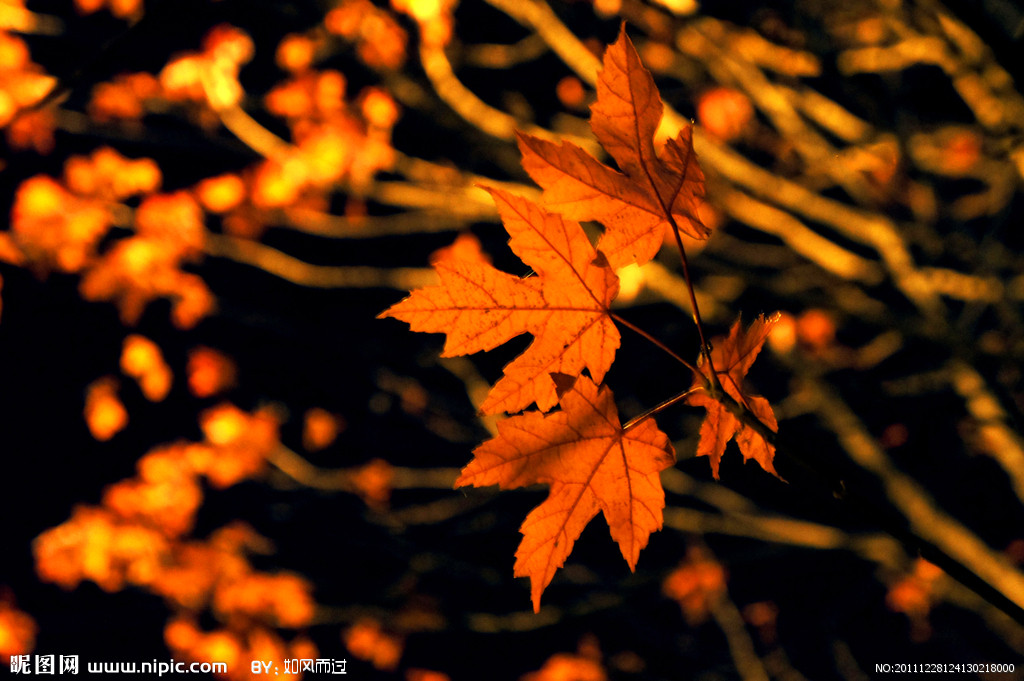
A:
[
  {"xmin": 611, "ymin": 312, "xmax": 703, "ymax": 381},
  {"xmin": 622, "ymin": 387, "xmax": 700, "ymax": 432}
]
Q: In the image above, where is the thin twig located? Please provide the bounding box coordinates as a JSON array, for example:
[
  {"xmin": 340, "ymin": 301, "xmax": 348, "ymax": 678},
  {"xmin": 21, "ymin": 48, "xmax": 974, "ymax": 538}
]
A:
[
  {"xmin": 622, "ymin": 388, "xmax": 700, "ymax": 432},
  {"xmin": 611, "ymin": 311, "xmax": 702, "ymax": 378}
]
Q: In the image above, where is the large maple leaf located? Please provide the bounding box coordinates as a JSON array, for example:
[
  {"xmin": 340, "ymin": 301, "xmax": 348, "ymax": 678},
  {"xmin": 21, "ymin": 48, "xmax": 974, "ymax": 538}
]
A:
[
  {"xmin": 456, "ymin": 374, "xmax": 676, "ymax": 612},
  {"xmin": 687, "ymin": 314, "xmax": 781, "ymax": 479},
  {"xmin": 516, "ymin": 26, "xmax": 709, "ymax": 270},
  {"xmin": 380, "ymin": 188, "xmax": 620, "ymax": 415}
]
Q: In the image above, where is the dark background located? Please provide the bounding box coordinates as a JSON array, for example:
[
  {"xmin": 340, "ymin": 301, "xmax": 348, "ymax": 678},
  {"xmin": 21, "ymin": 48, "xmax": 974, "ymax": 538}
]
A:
[{"xmin": 2, "ymin": 0, "xmax": 1024, "ymax": 679}]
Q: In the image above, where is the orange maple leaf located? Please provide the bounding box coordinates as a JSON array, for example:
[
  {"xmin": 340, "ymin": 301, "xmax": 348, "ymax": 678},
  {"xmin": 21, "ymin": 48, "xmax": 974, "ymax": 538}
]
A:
[
  {"xmin": 687, "ymin": 314, "xmax": 781, "ymax": 479},
  {"xmin": 457, "ymin": 374, "xmax": 675, "ymax": 612},
  {"xmin": 517, "ymin": 26, "xmax": 708, "ymax": 270},
  {"xmin": 380, "ymin": 188, "xmax": 620, "ymax": 415}
]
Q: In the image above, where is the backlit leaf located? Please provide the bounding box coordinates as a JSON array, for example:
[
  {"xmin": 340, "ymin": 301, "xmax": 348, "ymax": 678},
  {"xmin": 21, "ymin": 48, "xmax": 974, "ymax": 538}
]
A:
[
  {"xmin": 457, "ymin": 375, "xmax": 675, "ymax": 611},
  {"xmin": 687, "ymin": 314, "xmax": 781, "ymax": 479},
  {"xmin": 517, "ymin": 27, "xmax": 708, "ymax": 270},
  {"xmin": 381, "ymin": 188, "xmax": 620, "ymax": 415}
]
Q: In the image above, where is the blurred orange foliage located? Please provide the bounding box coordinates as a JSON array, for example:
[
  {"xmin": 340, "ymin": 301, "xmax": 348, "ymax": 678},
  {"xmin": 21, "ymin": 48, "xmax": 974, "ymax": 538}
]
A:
[
  {"xmin": 391, "ymin": 0, "xmax": 456, "ymax": 47},
  {"xmin": 64, "ymin": 147, "xmax": 162, "ymax": 200},
  {"xmin": 121, "ymin": 335, "xmax": 172, "ymax": 401},
  {"xmin": 662, "ymin": 547, "xmax": 727, "ymax": 624},
  {"xmin": 197, "ymin": 403, "xmax": 280, "ymax": 488},
  {"xmin": 521, "ymin": 652, "xmax": 606, "ymax": 681},
  {"xmin": 84, "ymin": 377, "xmax": 128, "ymax": 441},
  {"xmin": 134, "ymin": 192, "xmax": 205, "ymax": 258},
  {"xmin": 302, "ymin": 407, "xmax": 342, "ymax": 451},
  {"xmin": 166, "ymin": 618, "xmax": 317, "ymax": 681},
  {"xmin": 79, "ymin": 236, "xmax": 215, "ymax": 329},
  {"xmin": 5, "ymin": 145, "xmax": 212, "ymax": 328},
  {"xmin": 343, "ymin": 618, "xmax": 403, "ymax": 671},
  {"xmin": 796, "ymin": 308, "xmax": 836, "ymax": 351},
  {"xmin": 0, "ymin": 599, "xmax": 36, "ymax": 664},
  {"xmin": 10, "ymin": 176, "xmax": 108, "ymax": 273},
  {"xmin": 886, "ymin": 558, "xmax": 945, "ymax": 641},
  {"xmin": 260, "ymin": 68, "xmax": 398, "ymax": 198},
  {"xmin": 213, "ymin": 573, "xmax": 315, "ymax": 628},
  {"xmin": 0, "ymin": 30, "xmax": 56, "ymax": 145},
  {"xmin": 406, "ymin": 671, "xmax": 451, "ymax": 681},
  {"xmin": 697, "ymin": 87, "xmax": 754, "ymax": 142},
  {"xmin": 350, "ymin": 458, "xmax": 394, "ymax": 509},
  {"xmin": 34, "ymin": 506, "xmax": 170, "ymax": 592},
  {"xmin": 324, "ymin": 0, "xmax": 407, "ymax": 70},
  {"xmin": 73, "ymin": 0, "xmax": 143, "ymax": 20},
  {"xmin": 277, "ymin": 34, "xmax": 319, "ymax": 74},
  {"xmin": 187, "ymin": 347, "xmax": 238, "ymax": 398},
  {"xmin": 160, "ymin": 24, "xmax": 253, "ymax": 112},
  {"xmin": 195, "ymin": 174, "xmax": 247, "ymax": 214},
  {"xmin": 89, "ymin": 72, "xmax": 161, "ymax": 123}
]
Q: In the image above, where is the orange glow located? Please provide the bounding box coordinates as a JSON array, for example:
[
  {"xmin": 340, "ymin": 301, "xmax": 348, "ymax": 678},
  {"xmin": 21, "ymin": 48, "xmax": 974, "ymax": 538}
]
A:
[
  {"xmin": 11, "ymin": 175, "xmax": 110, "ymax": 273},
  {"xmin": 302, "ymin": 407, "xmax": 342, "ymax": 451},
  {"xmin": 886, "ymin": 559, "xmax": 945, "ymax": 641},
  {"xmin": 251, "ymin": 157, "xmax": 308, "ymax": 209},
  {"xmin": 555, "ymin": 76, "xmax": 586, "ymax": 109},
  {"xmin": 324, "ymin": 1, "xmax": 407, "ymax": 70},
  {"xmin": 84, "ymin": 377, "xmax": 129, "ymax": 441},
  {"xmin": 33, "ymin": 506, "xmax": 169, "ymax": 592},
  {"xmin": 203, "ymin": 25, "xmax": 254, "ymax": 66},
  {"xmin": 6, "ymin": 107, "xmax": 54, "ymax": 153},
  {"xmin": 0, "ymin": 32, "xmax": 29, "ymax": 71},
  {"xmin": 201, "ymin": 404, "xmax": 249, "ymax": 446},
  {"xmin": 160, "ymin": 55, "xmax": 207, "ymax": 102},
  {"xmin": 343, "ymin": 618, "xmax": 403, "ymax": 671},
  {"xmin": 195, "ymin": 174, "xmax": 246, "ymax": 214},
  {"xmin": 521, "ymin": 653, "xmax": 607, "ymax": 681},
  {"xmin": 796, "ymin": 308, "xmax": 836, "ymax": 351},
  {"xmin": 64, "ymin": 147, "xmax": 162, "ymax": 200},
  {"xmin": 134, "ymin": 191, "xmax": 206, "ymax": 258},
  {"xmin": 103, "ymin": 475, "xmax": 203, "ymax": 538},
  {"xmin": 190, "ymin": 630, "xmax": 243, "ymax": 677},
  {"xmin": 0, "ymin": 32, "xmax": 57, "ymax": 144},
  {"xmin": 938, "ymin": 128, "xmax": 982, "ymax": 175},
  {"xmin": 276, "ymin": 34, "xmax": 317, "ymax": 74},
  {"xmin": 197, "ymin": 404, "xmax": 280, "ymax": 488},
  {"xmin": 697, "ymin": 87, "xmax": 754, "ymax": 142},
  {"xmin": 78, "ymin": 235, "xmax": 215, "ymax": 329},
  {"xmin": 406, "ymin": 671, "xmax": 451, "ymax": 681},
  {"xmin": 391, "ymin": 0, "xmax": 455, "ymax": 46},
  {"xmin": 0, "ymin": 601, "xmax": 36, "ymax": 664},
  {"xmin": 187, "ymin": 347, "xmax": 237, "ymax": 398},
  {"xmin": 166, "ymin": 620, "xmax": 317, "ymax": 681},
  {"xmin": 766, "ymin": 311, "xmax": 798, "ymax": 355},
  {"xmin": 158, "ymin": 25, "xmax": 253, "ymax": 111},
  {"xmin": 73, "ymin": 0, "xmax": 142, "ymax": 18},
  {"xmin": 213, "ymin": 572, "xmax": 315, "ymax": 628},
  {"xmin": 89, "ymin": 72, "xmax": 161, "ymax": 122},
  {"xmin": 350, "ymin": 458, "xmax": 394, "ymax": 509},
  {"xmin": 360, "ymin": 87, "xmax": 399, "ymax": 129},
  {"xmin": 662, "ymin": 548, "xmax": 727, "ymax": 624},
  {"xmin": 121, "ymin": 335, "xmax": 172, "ymax": 402}
]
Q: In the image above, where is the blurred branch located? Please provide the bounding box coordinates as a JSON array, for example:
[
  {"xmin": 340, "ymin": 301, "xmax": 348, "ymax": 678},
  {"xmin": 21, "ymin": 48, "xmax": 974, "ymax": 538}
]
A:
[
  {"xmin": 794, "ymin": 377, "xmax": 1024, "ymax": 619},
  {"xmin": 267, "ymin": 444, "xmax": 460, "ymax": 491},
  {"xmin": 948, "ymin": 360, "xmax": 1024, "ymax": 503},
  {"xmin": 204, "ymin": 234, "xmax": 436, "ymax": 289},
  {"xmin": 709, "ymin": 591, "xmax": 771, "ymax": 681}
]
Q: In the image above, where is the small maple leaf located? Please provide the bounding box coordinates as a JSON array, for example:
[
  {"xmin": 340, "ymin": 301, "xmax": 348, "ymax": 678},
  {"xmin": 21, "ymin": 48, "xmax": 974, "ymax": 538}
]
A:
[
  {"xmin": 687, "ymin": 313, "xmax": 781, "ymax": 479},
  {"xmin": 517, "ymin": 26, "xmax": 708, "ymax": 270},
  {"xmin": 457, "ymin": 374, "xmax": 676, "ymax": 612},
  {"xmin": 380, "ymin": 188, "xmax": 620, "ymax": 415}
]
